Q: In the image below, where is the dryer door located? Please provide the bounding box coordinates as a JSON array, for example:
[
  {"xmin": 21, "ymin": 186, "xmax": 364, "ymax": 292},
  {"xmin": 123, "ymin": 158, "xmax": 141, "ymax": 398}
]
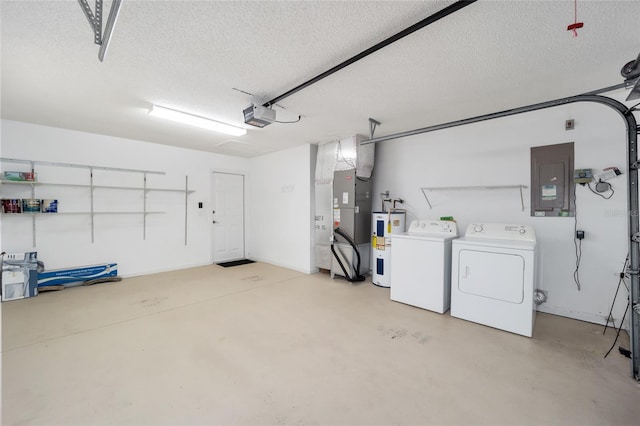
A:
[{"xmin": 457, "ymin": 249, "xmax": 525, "ymax": 303}]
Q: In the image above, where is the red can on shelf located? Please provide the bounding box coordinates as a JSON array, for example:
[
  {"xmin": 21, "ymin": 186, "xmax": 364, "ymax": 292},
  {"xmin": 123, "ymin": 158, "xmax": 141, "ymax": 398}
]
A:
[{"xmin": 1, "ymin": 199, "xmax": 22, "ymax": 213}]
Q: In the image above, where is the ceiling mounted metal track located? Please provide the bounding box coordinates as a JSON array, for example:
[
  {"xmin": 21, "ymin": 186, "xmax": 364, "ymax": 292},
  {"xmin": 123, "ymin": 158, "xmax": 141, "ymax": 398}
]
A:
[
  {"xmin": 361, "ymin": 84, "xmax": 640, "ymax": 382},
  {"xmin": 78, "ymin": 0, "xmax": 123, "ymax": 61},
  {"xmin": 262, "ymin": 0, "xmax": 477, "ymax": 107},
  {"xmin": 361, "ymin": 83, "xmax": 629, "ymax": 145}
]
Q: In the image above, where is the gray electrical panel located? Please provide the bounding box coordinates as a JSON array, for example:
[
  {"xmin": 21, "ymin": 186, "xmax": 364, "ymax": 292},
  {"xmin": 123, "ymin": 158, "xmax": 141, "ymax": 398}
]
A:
[
  {"xmin": 531, "ymin": 142, "xmax": 574, "ymax": 217},
  {"xmin": 332, "ymin": 169, "xmax": 372, "ymax": 244}
]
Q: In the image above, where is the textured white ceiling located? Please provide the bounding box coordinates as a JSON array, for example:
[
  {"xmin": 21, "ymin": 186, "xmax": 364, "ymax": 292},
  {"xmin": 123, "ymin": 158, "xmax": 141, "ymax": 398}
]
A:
[{"xmin": 2, "ymin": 0, "xmax": 639, "ymax": 157}]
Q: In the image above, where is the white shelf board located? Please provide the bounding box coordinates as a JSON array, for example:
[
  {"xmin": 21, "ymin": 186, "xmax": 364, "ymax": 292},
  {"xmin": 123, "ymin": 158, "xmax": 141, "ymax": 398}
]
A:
[
  {"xmin": 1, "ymin": 180, "xmax": 194, "ymax": 193},
  {"xmin": 2, "ymin": 211, "xmax": 165, "ymax": 215},
  {"xmin": 420, "ymin": 184, "xmax": 528, "ymax": 211}
]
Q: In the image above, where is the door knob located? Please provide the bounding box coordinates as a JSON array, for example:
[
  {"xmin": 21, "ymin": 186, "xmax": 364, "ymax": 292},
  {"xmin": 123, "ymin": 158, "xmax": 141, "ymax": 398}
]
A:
[{"xmin": 212, "ymin": 220, "xmax": 217, "ymax": 223}]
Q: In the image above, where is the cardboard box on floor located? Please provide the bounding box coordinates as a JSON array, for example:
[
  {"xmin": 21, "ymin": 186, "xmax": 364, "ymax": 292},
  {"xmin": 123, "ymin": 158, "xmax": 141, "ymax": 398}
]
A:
[
  {"xmin": 1, "ymin": 251, "xmax": 39, "ymax": 301},
  {"xmin": 37, "ymin": 263, "xmax": 118, "ymax": 288}
]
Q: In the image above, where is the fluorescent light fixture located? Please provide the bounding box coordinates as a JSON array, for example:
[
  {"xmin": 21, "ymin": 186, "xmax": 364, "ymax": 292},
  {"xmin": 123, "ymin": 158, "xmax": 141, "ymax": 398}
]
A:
[{"xmin": 149, "ymin": 105, "xmax": 247, "ymax": 137}]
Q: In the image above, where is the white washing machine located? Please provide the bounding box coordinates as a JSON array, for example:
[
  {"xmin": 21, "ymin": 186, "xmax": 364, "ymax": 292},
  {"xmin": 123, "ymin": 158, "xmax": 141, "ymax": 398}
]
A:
[
  {"xmin": 450, "ymin": 223, "xmax": 537, "ymax": 337},
  {"xmin": 390, "ymin": 220, "xmax": 458, "ymax": 313}
]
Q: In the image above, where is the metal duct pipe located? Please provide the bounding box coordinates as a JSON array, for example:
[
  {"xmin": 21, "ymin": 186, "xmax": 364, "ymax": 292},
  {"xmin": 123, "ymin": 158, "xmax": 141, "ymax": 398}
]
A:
[
  {"xmin": 263, "ymin": 0, "xmax": 477, "ymax": 107},
  {"xmin": 361, "ymin": 89, "xmax": 639, "ymax": 381}
]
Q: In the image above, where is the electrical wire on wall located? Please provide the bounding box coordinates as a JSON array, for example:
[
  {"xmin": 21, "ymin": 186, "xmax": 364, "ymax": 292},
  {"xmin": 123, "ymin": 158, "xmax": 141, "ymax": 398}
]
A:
[
  {"xmin": 573, "ymin": 184, "xmax": 582, "ymax": 291},
  {"xmin": 274, "ymin": 116, "xmax": 301, "ymax": 124},
  {"xmin": 604, "ymin": 254, "xmax": 631, "ymax": 358},
  {"xmin": 573, "ymin": 175, "xmax": 617, "ymax": 291},
  {"xmin": 587, "ymin": 181, "xmax": 614, "ymax": 199},
  {"xmin": 604, "ymin": 255, "xmax": 629, "ymax": 331}
]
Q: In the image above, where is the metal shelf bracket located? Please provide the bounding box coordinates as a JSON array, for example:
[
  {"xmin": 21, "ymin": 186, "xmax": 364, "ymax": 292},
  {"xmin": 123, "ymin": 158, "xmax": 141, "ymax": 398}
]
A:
[
  {"xmin": 420, "ymin": 184, "xmax": 528, "ymax": 211},
  {"xmin": 77, "ymin": 0, "xmax": 123, "ymax": 61},
  {"xmin": 1, "ymin": 157, "xmax": 193, "ymax": 246},
  {"xmin": 369, "ymin": 118, "xmax": 381, "ymax": 139}
]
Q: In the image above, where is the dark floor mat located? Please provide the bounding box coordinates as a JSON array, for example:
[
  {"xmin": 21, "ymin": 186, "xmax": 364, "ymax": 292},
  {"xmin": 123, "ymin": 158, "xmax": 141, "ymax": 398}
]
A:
[{"xmin": 217, "ymin": 259, "xmax": 256, "ymax": 267}]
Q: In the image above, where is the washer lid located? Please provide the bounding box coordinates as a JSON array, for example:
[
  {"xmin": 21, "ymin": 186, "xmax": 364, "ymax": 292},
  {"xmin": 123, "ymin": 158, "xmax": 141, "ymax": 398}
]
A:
[{"xmin": 393, "ymin": 232, "xmax": 459, "ymax": 242}]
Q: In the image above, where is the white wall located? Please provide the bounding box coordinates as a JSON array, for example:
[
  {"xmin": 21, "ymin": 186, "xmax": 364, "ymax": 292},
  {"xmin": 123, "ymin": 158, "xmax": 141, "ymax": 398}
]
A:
[
  {"xmin": 3, "ymin": 95, "xmax": 637, "ymax": 327},
  {"xmin": 1, "ymin": 120, "xmax": 249, "ymax": 277},
  {"xmin": 247, "ymin": 143, "xmax": 317, "ymax": 274},
  {"xmin": 373, "ymin": 100, "xmax": 635, "ymax": 326}
]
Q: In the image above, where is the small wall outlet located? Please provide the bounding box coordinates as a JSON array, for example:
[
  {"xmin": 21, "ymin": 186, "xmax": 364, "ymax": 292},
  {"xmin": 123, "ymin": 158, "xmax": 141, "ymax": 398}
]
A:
[
  {"xmin": 198, "ymin": 202, "xmax": 203, "ymax": 208},
  {"xmin": 566, "ymin": 119, "xmax": 575, "ymax": 130},
  {"xmin": 576, "ymin": 230, "xmax": 585, "ymax": 240}
]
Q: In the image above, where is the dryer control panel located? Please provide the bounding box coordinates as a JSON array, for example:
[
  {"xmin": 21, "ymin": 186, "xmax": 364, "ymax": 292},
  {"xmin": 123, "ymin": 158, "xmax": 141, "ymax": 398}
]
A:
[
  {"xmin": 464, "ymin": 223, "xmax": 536, "ymax": 242},
  {"xmin": 408, "ymin": 220, "xmax": 458, "ymax": 236}
]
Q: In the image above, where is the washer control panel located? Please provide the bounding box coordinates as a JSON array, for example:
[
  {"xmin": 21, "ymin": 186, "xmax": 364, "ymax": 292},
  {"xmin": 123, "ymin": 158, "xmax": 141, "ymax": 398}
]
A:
[
  {"xmin": 407, "ymin": 220, "xmax": 458, "ymax": 236},
  {"xmin": 464, "ymin": 223, "xmax": 536, "ymax": 242}
]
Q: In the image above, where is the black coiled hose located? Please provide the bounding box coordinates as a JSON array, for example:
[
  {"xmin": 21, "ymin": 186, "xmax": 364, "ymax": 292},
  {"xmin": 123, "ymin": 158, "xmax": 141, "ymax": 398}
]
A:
[{"xmin": 331, "ymin": 227, "xmax": 366, "ymax": 282}]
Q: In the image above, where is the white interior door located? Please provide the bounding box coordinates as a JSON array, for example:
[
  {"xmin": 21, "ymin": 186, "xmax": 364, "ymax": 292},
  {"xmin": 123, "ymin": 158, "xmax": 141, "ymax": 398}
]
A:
[{"xmin": 212, "ymin": 172, "xmax": 244, "ymax": 263}]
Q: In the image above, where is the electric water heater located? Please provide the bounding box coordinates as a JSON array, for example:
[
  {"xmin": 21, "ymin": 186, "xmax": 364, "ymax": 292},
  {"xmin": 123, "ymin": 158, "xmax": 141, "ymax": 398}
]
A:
[{"xmin": 371, "ymin": 210, "xmax": 406, "ymax": 287}]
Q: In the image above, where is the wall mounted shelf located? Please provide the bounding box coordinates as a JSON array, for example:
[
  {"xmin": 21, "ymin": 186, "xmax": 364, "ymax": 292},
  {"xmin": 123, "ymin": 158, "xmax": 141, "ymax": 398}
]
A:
[
  {"xmin": 1, "ymin": 157, "xmax": 194, "ymax": 246},
  {"xmin": 420, "ymin": 184, "xmax": 528, "ymax": 211},
  {"xmin": 1, "ymin": 179, "xmax": 192, "ymax": 193},
  {"xmin": 2, "ymin": 212, "xmax": 165, "ymax": 215}
]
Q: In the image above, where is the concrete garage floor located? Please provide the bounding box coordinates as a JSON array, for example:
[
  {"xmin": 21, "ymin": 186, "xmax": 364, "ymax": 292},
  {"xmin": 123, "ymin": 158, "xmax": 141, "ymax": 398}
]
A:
[{"xmin": 1, "ymin": 262, "xmax": 639, "ymax": 425}]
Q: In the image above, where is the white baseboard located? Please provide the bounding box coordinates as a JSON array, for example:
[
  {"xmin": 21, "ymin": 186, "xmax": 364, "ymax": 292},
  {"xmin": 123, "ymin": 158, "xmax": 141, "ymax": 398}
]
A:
[
  {"xmin": 246, "ymin": 255, "xmax": 316, "ymax": 275},
  {"xmin": 120, "ymin": 261, "xmax": 213, "ymax": 278},
  {"xmin": 122, "ymin": 259, "xmax": 317, "ymax": 278},
  {"xmin": 537, "ymin": 304, "xmax": 629, "ymax": 330}
]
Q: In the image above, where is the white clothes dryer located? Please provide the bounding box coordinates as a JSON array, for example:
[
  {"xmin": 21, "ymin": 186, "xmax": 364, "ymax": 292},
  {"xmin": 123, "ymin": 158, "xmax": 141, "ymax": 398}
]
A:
[
  {"xmin": 450, "ymin": 223, "xmax": 537, "ymax": 337},
  {"xmin": 390, "ymin": 220, "xmax": 458, "ymax": 313}
]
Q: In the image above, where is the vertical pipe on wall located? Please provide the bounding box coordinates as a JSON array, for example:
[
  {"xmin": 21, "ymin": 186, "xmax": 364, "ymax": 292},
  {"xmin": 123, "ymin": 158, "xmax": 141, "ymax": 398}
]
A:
[
  {"xmin": 184, "ymin": 175, "xmax": 188, "ymax": 246},
  {"xmin": 30, "ymin": 161, "xmax": 36, "ymax": 247},
  {"xmin": 626, "ymin": 117, "xmax": 639, "ymax": 380},
  {"xmin": 89, "ymin": 167, "xmax": 94, "ymax": 244},
  {"xmin": 143, "ymin": 173, "xmax": 147, "ymax": 240}
]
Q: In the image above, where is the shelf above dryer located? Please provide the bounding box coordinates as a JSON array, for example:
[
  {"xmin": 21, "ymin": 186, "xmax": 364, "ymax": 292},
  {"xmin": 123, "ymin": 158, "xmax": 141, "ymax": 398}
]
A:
[{"xmin": 420, "ymin": 185, "xmax": 528, "ymax": 211}]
